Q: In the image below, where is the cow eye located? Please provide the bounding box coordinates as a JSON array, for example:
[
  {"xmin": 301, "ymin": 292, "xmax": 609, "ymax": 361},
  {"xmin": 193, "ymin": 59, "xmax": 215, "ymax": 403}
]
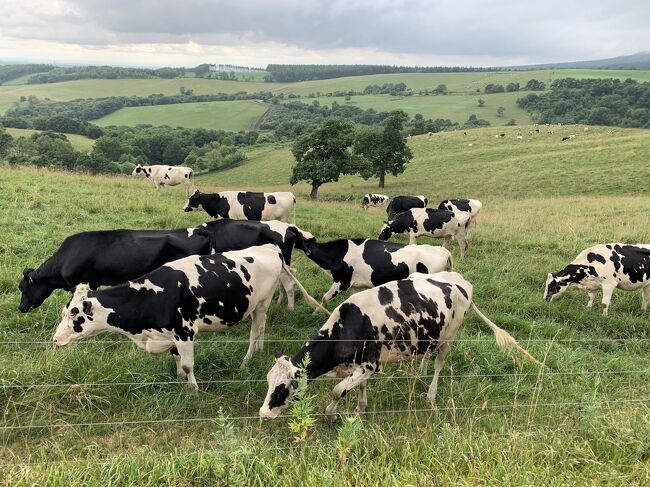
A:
[{"xmin": 69, "ymin": 307, "xmax": 79, "ymax": 317}]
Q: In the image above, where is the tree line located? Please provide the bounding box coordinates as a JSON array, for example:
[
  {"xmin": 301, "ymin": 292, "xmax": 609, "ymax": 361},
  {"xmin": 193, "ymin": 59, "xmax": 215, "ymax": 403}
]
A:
[
  {"xmin": 0, "ymin": 64, "xmax": 54, "ymax": 84},
  {"xmin": 516, "ymin": 78, "xmax": 650, "ymax": 127},
  {"xmin": 264, "ymin": 64, "xmax": 499, "ymax": 82},
  {"xmin": 25, "ymin": 65, "xmax": 187, "ymax": 84}
]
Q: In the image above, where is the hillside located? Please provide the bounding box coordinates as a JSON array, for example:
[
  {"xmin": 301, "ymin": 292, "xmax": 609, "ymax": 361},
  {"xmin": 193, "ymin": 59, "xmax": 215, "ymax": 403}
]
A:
[
  {"xmin": 93, "ymin": 100, "xmax": 268, "ymax": 131},
  {"xmin": 513, "ymin": 52, "xmax": 650, "ymax": 70},
  {"xmin": 4, "ymin": 127, "xmax": 95, "ymax": 152}
]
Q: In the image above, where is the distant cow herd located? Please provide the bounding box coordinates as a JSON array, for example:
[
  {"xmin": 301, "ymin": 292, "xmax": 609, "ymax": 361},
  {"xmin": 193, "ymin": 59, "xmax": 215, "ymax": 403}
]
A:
[{"xmin": 18, "ymin": 159, "xmax": 646, "ymax": 421}]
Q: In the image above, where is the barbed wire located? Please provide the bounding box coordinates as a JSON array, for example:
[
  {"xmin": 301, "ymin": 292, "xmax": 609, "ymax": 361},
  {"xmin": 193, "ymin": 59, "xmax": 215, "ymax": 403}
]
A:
[
  {"xmin": 1, "ymin": 398, "xmax": 648, "ymax": 431},
  {"xmin": 1, "ymin": 336, "xmax": 649, "ymax": 345},
  {"xmin": 2, "ymin": 369, "xmax": 648, "ymax": 389}
]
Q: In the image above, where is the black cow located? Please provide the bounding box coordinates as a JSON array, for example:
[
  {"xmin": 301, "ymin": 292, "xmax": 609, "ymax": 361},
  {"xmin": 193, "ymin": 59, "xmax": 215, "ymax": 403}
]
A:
[
  {"xmin": 53, "ymin": 245, "xmax": 328, "ymax": 390},
  {"xmin": 378, "ymin": 208, "xmax": 470, "ymax": 257},
  {"xmin": 18, "ymin": 228, "xmax": 212, "ymax": 312},
  {"xmin": 386, "ymin": 195, "xmax": 428, "ymax": 221},
  {"xmin": 184, "ymin": 190, "xmax": 295, "ymax": 222},
  {"xmin": 299, "ymin": 238, "xmax": 452, "ymax": 303}
]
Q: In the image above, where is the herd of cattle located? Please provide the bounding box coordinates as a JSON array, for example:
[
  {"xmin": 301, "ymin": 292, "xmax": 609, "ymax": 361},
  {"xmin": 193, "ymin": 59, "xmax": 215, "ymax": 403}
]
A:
[{"xmin": 17, "ymin": 168, "xmax": 650, "ymax": 420}]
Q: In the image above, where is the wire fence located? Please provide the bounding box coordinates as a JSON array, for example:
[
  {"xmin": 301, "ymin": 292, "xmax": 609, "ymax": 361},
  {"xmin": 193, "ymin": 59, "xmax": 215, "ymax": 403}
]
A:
[{"xmin": 1, "ymin": 398, "xmax": 648, "ymax": 431}]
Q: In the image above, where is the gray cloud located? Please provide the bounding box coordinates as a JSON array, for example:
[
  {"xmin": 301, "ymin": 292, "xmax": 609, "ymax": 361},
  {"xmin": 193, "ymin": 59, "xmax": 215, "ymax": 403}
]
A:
[{"xmin": 1, "ymin": 0, "xmax": 649, "ymax": 64}]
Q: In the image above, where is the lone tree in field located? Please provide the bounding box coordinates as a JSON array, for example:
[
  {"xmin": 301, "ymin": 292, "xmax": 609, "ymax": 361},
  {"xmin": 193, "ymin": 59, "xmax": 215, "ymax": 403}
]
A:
[
  {"xmin": 477, "ymin": 98, "xmax": 485, "ymax": 107},
  {"xmin": 497, "ymin": 106, "xmax": 505, "ymax": 117},
  {"xmin": 354, "ymin": 110, "xmax": 413, "ymax": 188},
  {"xmin": 290, "ymin": 119, "xmax": 355, "ymax": 200}
]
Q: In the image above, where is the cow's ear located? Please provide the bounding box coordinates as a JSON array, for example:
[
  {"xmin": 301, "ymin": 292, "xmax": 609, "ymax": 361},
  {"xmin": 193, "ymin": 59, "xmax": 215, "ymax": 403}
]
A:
[
  {"xmin": 547, "ymin": 273, "xmax": 552, "ymax": 280},
  {"xmin": 22, "ymin": 268, "xmax": 34, "ymax": 278},
  {"xmin": 274, "ymin": 350, "xmax": 284, "ymax": 359},
  {"xmin": 82, "ymin": 300, "xmax": 92, "ymax": 315},
  {"xmin": 290, "ymin": 379, "xmax": 299, "ymax": 389}
]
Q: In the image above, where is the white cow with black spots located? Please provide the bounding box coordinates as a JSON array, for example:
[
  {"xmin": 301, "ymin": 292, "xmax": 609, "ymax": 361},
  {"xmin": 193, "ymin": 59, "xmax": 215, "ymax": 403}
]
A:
[
  {"xmin": 132, "ymin": 164, "xmax": 195, "ymax": 196},
  {"xmin": 544, "ymin": 243, "xmax": 650, "ymax": 316}
]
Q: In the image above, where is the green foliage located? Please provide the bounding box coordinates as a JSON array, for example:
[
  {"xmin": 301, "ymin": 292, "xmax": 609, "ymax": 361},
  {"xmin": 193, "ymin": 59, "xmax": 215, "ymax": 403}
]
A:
[
  {"xmin": 506, "ymin": 82, "xmax": 521, "ymax": 92},
  {"xmin": 517, "ymin": 77, "xmax": 650, "ymax": 127},
  {"xmin": 363, "ymin": 82, "xmax": 410, "ymax": 95},
  {"xmin": 183, "ymin": 142, "xmax": 247, "ymax": 173},
  {"xmin": 497, "ymin": 106, "xmax": 506, "ymax": 117},
  {"xmin": 524, "ymin": 78, "xmax": 546, "ymax": 91},
  {"xmin": 434, "ymin": 83, "xmax": 448, "ymax": 94},
  {"xmin": 354, "ymin": 110, "xmax": 413, "ymax": 187},
  {"xmin": 26, "ymin": 65, "xmax": 186, "ymax": 84},
  {"xmin": 335, "ymin": 416, "xmax": 363, "ymax": 466},
  {"xmin": 477, "ymin": 98, "xmax": 486, "ymax": 107},
  {"xmin": 0, "ymin": 64, "xmax": 54, "ymax": 84},
  {"xmin": 464, "ymin": 114, "xmax": 490, "ymax": 127},
  {"xmin": 0, "ymin": 126, "xmax": 12, "ymax": 157},
  {"xmin": 485, "ymin": 83, "xmax": 505, "ymax": 94},
  {"xmin": 287, "ymin": 354, "xmax": 317, "ymax": 447},
  {"xmin": 290, "ymin": 118, "xmax": 356, "ymax": 199}
]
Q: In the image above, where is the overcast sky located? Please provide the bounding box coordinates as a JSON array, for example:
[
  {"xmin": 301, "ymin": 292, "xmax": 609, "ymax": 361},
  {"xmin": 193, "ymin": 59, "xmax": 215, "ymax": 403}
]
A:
[{"xmin": 1, "ymin": 0, "xmax": 649, "ymax": 68}]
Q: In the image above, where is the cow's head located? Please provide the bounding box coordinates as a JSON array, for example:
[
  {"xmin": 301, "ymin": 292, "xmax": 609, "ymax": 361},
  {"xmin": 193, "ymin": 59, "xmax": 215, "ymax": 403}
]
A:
[
  {"xmin": 417, "ymin": 195, "xmax": 428, "ymax": 206},
  {"xmin": 259, "ymin": 351, "xmax": 300, "ymax": 420},
  {"xmin": 18, "ymin": 268, "xmax": 52, "ymax": 312},
  {"xmin": 183, "ymin": 189, "xmax": 202, "ymax": 212},
  {"xmin": 544, "ymin": 272, "xmax": 569, "ymax": 301},
  {"xmin": 53, "ymin": 284, "xmax": 105, "ymax": 346},
  {"xmin": 378, "ymin": 221, "xmax": 393, "ymax": 241},
  {"xmin": 132, "ymin": 164, "xmax": 145, "ymax": 176}
]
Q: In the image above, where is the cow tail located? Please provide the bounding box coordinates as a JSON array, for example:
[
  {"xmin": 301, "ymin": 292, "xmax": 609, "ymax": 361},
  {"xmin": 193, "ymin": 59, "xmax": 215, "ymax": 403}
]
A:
[
  {"xmin": 446, "ymin": 252, "xmax": 454, "ymax": 272},
  {"xmin": 281, "ymin": 263, "xmax": 330, "ymax": 316},
  {"xmin": 470, "ymin": 302, "xmax": 542, "ymax": 366},
  {"xmin": 292, "ymin": 197, "xmax": 297, "ymax": 226}
]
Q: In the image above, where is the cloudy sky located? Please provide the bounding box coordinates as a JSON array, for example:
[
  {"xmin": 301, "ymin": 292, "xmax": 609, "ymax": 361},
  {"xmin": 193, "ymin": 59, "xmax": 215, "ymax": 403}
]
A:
[{"xmin": 1, "ymin": 0, "xmax": 649, "ymax": 68}]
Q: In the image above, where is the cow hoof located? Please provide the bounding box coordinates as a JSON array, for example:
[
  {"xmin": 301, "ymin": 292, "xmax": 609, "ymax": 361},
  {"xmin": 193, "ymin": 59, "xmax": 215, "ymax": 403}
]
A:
[{"xmin": 187, "ymin": 383, "xmax": 199, "ymax": 393}]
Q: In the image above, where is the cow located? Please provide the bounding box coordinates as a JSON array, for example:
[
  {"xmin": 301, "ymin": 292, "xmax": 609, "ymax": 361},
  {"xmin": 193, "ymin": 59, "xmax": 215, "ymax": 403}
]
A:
[
  {"xmin": 132, "ymin": 164, "xmax": 195, "ymax": 196},
  {"xmin": 544, "ymin": 244, "xmax": 650, "ymax": 316},
  {"xmin": 18, "ymin": 228, "xmax": 213, "ymax": 312},
  {"xmin": 361, "ymin": 194, "xmax": 389, "ymax": 210},
  {"xmin": 516, "ymin": 135, "xmax": 523, "ymax": 140},
  {"xmin": 259, "ymin": 271, "xmax": 540, "ymax": 419},
  {"xmin": 437, "ymin": 199, "xmax": 483, "ymax": 238},
  {"xmin": 607, "ymin": 130, "xmax": 615, "ymax": 135},
  {"xmin": 52, "ymin": 245, "xmax": 328, "ymax": 391},
  {"xmin": 378, "ymin": 208, "xmax": 470, "ymax": 257},
  {"xmin": 584, "ymin": 127, "xmax": 590, "ymax": 132},
  {"xmin": 386, "ymin": 195, "xmax": 428, "ymax": 221},
  {"xmin": 561, "ymin": 136, "xmax": 570, "ymax": 141},
  {"xmin": 298, "ymin": 238, "xmax": 452, "ymax": 304},
  {"xmin": 184, "ymin": 190, "xmax": 295, "ymax": 222},
  {"xmin": 200, "ymin": 219, "xmax": 316, "ymax": 309}
]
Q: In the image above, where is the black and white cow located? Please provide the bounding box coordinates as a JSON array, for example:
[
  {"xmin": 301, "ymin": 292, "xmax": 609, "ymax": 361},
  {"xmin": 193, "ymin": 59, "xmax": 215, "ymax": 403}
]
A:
[
  {"xmin": 259, "ymin": 271, "xmax": 540, "ymax": 419},
  {"xmin": 378, "ymin": 208, "xmax": 470, "ymax": 257},
  {"xmin": 18, "ymin": 228, "xmax": 213, "ymax": 312},
  {"xmin": 544, "ymin": 243, "xmax": 650, "ymax": 316},
  {"xmin": 132, "ymin": 164, "xmax": 195, "ymax": 196},
  {"xmin": 361, "ymin": 194, "xmax": 389, "ymax": 210},
  {"xmin": 299, "ymin": 238, "xmax": 452, "ymax": 304},
  {"xmin": 200, "ymin": 219, "xmax": 316, "ymax": 308},
  {"xmin": 184, "ymin": 190, "xmax": 296, "ymax": 222},
  {"xmin": 386, "ymin": 195, "xmax": 428, "ymax": 221},
  {"xmin": 437, "ymin": 199, "xmax": 483, "ymax": 238},
  {"xmin": 53, "ymin": 245, "xmax": 328, "ymax": 390}
]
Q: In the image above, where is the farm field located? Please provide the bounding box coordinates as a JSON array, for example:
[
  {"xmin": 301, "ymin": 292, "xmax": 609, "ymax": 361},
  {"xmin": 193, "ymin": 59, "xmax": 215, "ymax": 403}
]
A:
[
  {"xmin": 4, "ymin": 127, "xmax": 96, "ymax": 152},
  {"xmin": 297, "ymin": 92, "xmax": 533, "ymax": 125},
  {"xmin": 1, "ymin": 125, "xmax": 650, "ymax": 484},
  {"xmin": 93, "ymin": 99, "xmax": 268, "ymax": 131}
]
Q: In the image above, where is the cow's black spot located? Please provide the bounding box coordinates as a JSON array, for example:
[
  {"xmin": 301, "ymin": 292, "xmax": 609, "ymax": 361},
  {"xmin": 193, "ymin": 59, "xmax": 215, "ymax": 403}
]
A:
[
  {"xmin": 244, "ymin": 257, "xmax": 254, "ymax": 263},
  {"xmin": 378, "ymin": 287, "xmax": 394, "ymax": 305},
  {"xmin": 268, "ymin": 383, "xmax": 291, "ymax": 409},
  {"xmin": 612, "ymin": 245, "xmax": 650, "ymax": 284},
  {"xmin": 267, "ymin": 195, "xmax": 276, "ymax": 204},
  {"xmin": 72, "ymin": 316, "xmax": 85, "ymax": 333},
  {"xmin": 587, "ymin": 252, "xmax": 606, "ymax": 264},
  {"xmin": 416, "ymin": 263, "xmax": 428, "ymax": 273}
]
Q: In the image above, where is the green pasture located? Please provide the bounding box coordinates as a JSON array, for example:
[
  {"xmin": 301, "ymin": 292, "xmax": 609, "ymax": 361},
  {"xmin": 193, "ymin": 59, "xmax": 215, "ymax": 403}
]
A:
[
  {"xmin": 4, "ymin": 127, "xmax": 95, "ymax": 152},
  {"xmin": 1, "ymin": 125, "xmax": 649, "ymax": 484}
]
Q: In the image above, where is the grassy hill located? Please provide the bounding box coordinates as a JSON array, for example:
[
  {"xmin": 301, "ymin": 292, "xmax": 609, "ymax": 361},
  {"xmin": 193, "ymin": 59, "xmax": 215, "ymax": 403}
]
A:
[
  {"xmin": 93, "ymin": 99, "xmax": 268, "ymax": 131},
  {"xmin": 2, "ymin": 125, "xmax": 649, "ymax": 483},
  {"xmin": 4, "ymin": 127, "xmax": 95, "ymax": 152}
]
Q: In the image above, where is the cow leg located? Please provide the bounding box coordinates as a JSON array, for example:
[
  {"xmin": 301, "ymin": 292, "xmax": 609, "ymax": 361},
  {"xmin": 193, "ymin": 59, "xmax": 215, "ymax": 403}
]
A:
[
  {"xmin": 170, "ymin": 346, "xmax": 187, "ymax": 381},
  {"xmin": 321, "ymin": 281, "xmax": 342, "ymax": 305},
  {"xmin": 419, "ymin": 351, "xmax": 431, "ymax": 376},
  {"xmin": 356, "ymin": 380, "xmax": 368, "ymax": 413},
  {"xmin": 586, "ymin": 290, "xmax": 597, "ymax": 308},
  {"xmin": 277, "ymin": 269, "xmax": 295, "ymax": 311},
  {"xmin": 240, "ymin": 299, "xmax": 271, "ymax": 369},
  {"xmin": 457, "ymin": 234, "xmax": 468, "ymax": 258},
  {"xmin": 409, "ymin": 234, "xmax": 418, "ymax": 245},
  {"xmin": 427, "ymin": 342, "xmax": 452, "ymax": 409},
  {"xmin": 325, "ymin": 366, "xmax": 375, "ymax": 418},
  {"xmin": 276, "ymin": 281, "xmax": 286, "ymax": 305},
  {"xmin": 600, "ymin": 283, "xmax": 615, "ymax": 316},
  {"xmin": 442, "ymin": 237, "xmax": 451, "ymax": 249},
  {"xmin": 174, "ymin": 340, "xmax": 198, "ymax": 391},
  {"xmin": 642, "ymin": 286, "xmax": 650, "ymax": 311}
]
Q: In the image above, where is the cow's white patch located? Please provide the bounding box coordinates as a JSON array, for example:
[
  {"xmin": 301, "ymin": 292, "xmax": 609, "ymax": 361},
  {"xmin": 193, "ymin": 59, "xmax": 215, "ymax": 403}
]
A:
[{"xmin": 129, "ymin": 279, "xmax": 165, "ymax": 293}]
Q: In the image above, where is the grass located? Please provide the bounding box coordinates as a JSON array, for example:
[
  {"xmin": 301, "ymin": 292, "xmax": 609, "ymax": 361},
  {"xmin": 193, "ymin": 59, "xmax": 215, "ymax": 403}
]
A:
[
  {"xmin": 1, "ymin": 125, "xmax": 650, "ymax": 484},
  {"xmin": 93, "ymin": 99, "xmax": 268, "ymax": 131},
  {"xmin": 4, "ymin": 128, "xmax": 95, "ymax": 152}
]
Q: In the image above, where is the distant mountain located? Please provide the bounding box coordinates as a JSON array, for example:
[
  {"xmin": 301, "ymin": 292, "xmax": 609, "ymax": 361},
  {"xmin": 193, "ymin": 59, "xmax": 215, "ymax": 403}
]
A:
[{"xmin": 509, "ymin": 52, "xmax": 650, "ymax": 70}]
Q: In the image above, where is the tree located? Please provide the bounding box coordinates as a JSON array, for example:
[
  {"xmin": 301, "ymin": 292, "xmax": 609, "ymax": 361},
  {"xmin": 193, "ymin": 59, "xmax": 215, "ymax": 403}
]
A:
[
  {"xmin": 497, "ymin": 106, "xmax": 505, "ymax": 117},
  {"xmin": 434, "ymin": 84, "xmax": 447, "ymax": 95},
  {"xmin": 505, "ymin": 82, "xmax": 520, "ymax": 92},
  {"xmin": 354, "ymin": 110, "xmax": 413, "ymax": 188},
  {"xmin": 477, "ymin": 98, "xmax": 485, "ymax": 107},
  {"xmin": 524, "ymin": 79, "xmax": 546, "ymax": 91},
  {"xmin": 290, "ymin": 119, "xmax": 355, "ymax": 200},
  {"xmin": 0, "ymin": 128, "xmax": 12, "ymax": 158},
  {"xmin": 485, "ymin": 83, "xmax": 505, "ymax": 94}
]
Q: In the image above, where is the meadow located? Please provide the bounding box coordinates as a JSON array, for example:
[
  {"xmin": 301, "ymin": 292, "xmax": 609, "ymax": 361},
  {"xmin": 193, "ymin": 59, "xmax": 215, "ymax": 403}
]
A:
[
  {"xmin": 4, "ymin": 128, "xmax": 96, "ymax": 152},
  {"xmin": 1, "ymin": 125, "xmax": 649, "ymax": 484},
  {"xmin": 93, "ymin": 99, "xmax": 268, "ymax": 131}
]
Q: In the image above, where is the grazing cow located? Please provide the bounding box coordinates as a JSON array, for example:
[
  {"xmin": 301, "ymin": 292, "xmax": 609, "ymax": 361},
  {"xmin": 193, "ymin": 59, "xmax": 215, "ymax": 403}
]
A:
[
  {"xmin": 378, "ymin": 208, "xmax": 470, "ymax": 257},
  {"xmin": 259, "ymin": 272, "xmax": 540, "ymax": 419},
  {"xmin": 437, "ymin": 199, "xmax": 483, "ymax": 238},
  {"xmin": 298, "ymin": 238, "xmax": 452, "ymax": 303},
  {"xmin": 361, "ymin": 194, "xmax": 389, "ymax": 210},
  {"xmin": 584, "ymin": 127, "xmax": 590, "ymax": 132},
  {"xmin": 535, "ymin": 129, "xmax": 540, "ymax": 134},
  {"xmin": 18, "ymin": 228, "xmax": 213, "ymax": 312},
  {"xmin": 516, "ymin": 135, "xmax": 523, "ymax": 140},
  {"xmin": 427, "ymin": 132, "xmax": 433, "ymax": 137},
  {"xmin": 607, "ymin": 130, "xmax": 615, "ymax": 135},
  {"xmin": 53, "ymin": 245, "xmax": 328, "ymax": 390},
  {"xmin": 569, "ymin": 134, "xmax": 576, "ymax": 140},
  {"xmin": 184, "ymin": 190, "xmax": 296, "ymax": 222},
  {"xmin": 561, "ymin": 136, "xmax": 570, "ymax": 141},
  {"xmin": 386, "ymin": 195, "xmax": 428, "ymax": 221},
  {"xmin": 544, "ymin": 244, "xmax": 650, "ymax": 316},
  {"xmin": 132, "ymin": 164, "xmax": 194, "ymax": 196}
]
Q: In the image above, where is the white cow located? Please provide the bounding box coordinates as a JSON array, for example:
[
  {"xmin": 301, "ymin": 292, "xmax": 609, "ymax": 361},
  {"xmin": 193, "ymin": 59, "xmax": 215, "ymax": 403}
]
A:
[{"xmin": 132, "ymin": 164, "xmax": 195, "ymax": 196}]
